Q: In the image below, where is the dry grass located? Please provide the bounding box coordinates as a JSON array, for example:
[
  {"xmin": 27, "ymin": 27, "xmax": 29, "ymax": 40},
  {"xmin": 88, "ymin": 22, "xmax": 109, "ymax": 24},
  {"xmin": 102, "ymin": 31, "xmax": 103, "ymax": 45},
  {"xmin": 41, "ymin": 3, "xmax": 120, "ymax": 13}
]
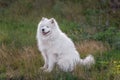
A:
[
  {"xmin": 75, "ymin": 40, "xmax": 110, "ymax": 55},
  {"xmin": 0, "ymin": 42, "xmax": 119, "ymax": 80},
  {"xmin": 0, "ymin": 40, "xmax": 108, "ymax": 71},
  {"xmin": 0, "ymin": 42, "xmax": 100, "ymax": 80},
  {"xmin": 0, "ymin": 44, "xmax": 43, "ymax": 79},
  {"xmin": 0, "ymin": 40, "xmax": 109, "ymax": 68}
]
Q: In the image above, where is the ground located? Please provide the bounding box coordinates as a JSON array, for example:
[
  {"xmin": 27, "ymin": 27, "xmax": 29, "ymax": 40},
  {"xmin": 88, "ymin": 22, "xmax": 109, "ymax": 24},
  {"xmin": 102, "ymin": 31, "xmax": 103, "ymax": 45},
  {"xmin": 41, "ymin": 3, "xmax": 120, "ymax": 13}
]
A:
[{"xmin": 0, "ymin": 0, "xmax": 120, "ymax": 80}]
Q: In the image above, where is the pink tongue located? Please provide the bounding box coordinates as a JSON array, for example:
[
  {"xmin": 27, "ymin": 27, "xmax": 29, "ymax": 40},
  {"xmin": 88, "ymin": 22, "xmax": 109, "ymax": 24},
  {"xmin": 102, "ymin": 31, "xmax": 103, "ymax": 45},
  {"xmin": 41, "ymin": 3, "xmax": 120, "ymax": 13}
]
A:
[
  {"xmin": 43, "ymin": 32, "xmax": 48, "ymax": 35},
  {"xmin": 43, "ymin": 32, "xmax": 46, "ymax": 35},
  {"xmin": 42, "ymin": 31, "xmax": 50, "ymax": 35}
]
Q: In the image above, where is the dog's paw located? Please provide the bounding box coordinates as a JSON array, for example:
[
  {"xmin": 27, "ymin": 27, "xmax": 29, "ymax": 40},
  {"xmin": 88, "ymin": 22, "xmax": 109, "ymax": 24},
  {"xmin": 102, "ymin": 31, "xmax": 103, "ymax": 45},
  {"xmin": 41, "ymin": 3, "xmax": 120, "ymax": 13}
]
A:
[
  {"xmin": 44, "ymin": 69, "xmax": 52, "ymax": 73},
  {"xmin": 40, "ymin": 67, "xmax": 46, "ymax": 70}
]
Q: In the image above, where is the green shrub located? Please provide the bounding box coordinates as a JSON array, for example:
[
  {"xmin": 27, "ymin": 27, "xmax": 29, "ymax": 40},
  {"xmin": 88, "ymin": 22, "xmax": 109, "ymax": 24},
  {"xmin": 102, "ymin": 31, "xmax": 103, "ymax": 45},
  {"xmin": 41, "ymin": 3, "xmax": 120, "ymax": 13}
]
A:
[
  {"xmin": 93, "ymin": 26, "xmax": 119, "ymax": 49},
  {"xmin": 0, "ymin": 73, "xmax": 6, "ymax": 80}
]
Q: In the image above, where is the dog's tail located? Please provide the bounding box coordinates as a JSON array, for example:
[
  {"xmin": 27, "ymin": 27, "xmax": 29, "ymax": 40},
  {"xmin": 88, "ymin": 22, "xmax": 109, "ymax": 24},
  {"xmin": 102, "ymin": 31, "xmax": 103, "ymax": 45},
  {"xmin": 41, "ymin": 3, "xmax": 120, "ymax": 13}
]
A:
[{"xmin": 79, "ymin": 55, "xmax": 95, "ymax": 68}]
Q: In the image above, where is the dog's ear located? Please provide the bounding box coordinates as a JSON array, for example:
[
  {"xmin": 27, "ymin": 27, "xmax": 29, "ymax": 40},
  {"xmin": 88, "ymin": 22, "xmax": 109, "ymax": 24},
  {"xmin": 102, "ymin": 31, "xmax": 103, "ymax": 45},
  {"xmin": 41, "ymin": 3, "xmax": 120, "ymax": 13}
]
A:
[
  {"xmin": 41, "ymin": 17, "xmax": 45, "ymax": 21},
  {"xmin": 50, "ymin": 18, "xmax": 55, "ymax": 24},
  {"xmin": 41, "ymin": 17, "xmax": 48, "ymax": 21}
]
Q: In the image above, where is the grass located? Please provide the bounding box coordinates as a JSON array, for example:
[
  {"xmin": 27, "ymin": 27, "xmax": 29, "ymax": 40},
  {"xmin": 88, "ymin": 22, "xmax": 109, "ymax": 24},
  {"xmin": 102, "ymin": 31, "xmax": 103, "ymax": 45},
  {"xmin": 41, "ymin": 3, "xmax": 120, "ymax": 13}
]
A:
[
  {"xmin": 0, "ymin": 18, "xmax": 120, "ymax": 80},
  {"xmin": 0, "ymin": 18, "xmax": 37, "ymax": 47},
  {"xmin": 0, "ymin": 0, "xmax": 120, "ymax": 80}
]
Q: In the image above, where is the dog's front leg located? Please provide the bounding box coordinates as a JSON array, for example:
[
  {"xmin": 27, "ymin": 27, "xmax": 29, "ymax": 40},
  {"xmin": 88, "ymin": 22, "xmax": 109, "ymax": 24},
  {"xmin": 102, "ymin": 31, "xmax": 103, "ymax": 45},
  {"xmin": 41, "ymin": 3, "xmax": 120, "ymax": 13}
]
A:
[
  {"xmin": 44, "ymin": 54, "xmax": 56, "ymax": 72},
  {"xmin": 40, "ymin": 52, "xmax": 48, "ymax": 70}
]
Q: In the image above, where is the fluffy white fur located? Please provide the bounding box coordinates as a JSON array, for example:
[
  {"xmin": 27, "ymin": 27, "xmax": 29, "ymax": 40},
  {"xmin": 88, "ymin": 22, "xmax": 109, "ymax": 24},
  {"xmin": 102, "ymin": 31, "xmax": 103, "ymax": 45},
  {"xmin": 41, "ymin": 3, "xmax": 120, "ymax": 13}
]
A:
[{"xmin": 36, "ymin": 17, "xmax": 95, "ymax": 72}]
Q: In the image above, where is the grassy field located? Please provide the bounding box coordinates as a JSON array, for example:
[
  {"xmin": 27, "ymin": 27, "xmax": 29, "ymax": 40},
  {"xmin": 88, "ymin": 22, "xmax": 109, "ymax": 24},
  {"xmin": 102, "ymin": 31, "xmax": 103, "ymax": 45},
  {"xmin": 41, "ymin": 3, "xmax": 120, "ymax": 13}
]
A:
[
  {"xmin": 0, "ymin": 0, "xmax": 120, "ymax": 80},
  {"xmin": 0, "ymin": 16, "xmax": 120, "ymax": 80}
]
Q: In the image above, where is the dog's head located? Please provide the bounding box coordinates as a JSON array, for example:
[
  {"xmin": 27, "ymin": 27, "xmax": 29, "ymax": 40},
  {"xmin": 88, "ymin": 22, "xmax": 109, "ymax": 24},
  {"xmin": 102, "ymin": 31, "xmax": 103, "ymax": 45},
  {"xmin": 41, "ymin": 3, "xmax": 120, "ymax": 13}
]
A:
[{"xmin": 38, "ymin": 17, "xmax": 59, "ymax": 37}]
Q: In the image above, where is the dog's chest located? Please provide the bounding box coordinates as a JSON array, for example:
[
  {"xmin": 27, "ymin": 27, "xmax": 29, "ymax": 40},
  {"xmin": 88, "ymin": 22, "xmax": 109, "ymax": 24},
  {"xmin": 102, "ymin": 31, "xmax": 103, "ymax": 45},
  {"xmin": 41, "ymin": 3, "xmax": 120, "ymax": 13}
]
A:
[{"xmin": 41, "ymin": 40, "xmax": 60, "ymax": 53}]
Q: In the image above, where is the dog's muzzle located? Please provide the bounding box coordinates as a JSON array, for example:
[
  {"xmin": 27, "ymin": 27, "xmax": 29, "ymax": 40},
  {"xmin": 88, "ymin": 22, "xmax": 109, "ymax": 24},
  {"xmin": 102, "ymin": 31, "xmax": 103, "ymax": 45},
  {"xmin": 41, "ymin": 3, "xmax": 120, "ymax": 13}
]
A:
[{"xmin": 42, "ymin": 30, "xmax": 50, "ymax": 35}]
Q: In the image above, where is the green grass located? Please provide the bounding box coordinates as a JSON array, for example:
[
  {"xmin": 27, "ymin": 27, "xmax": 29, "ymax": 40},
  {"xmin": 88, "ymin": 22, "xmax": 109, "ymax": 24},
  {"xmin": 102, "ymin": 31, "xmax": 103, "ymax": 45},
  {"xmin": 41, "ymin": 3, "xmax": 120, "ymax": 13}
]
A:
[
  {"xmin": 0, "ymin": 19, "xmax": 37, "ymax": 47},
  {"xmin": 0, "ymin": 0, "xmax": 120, "ymax": 80},
  {"xmin": 0, "ymin": 17, "xmax": 120, "ymax": 80}
]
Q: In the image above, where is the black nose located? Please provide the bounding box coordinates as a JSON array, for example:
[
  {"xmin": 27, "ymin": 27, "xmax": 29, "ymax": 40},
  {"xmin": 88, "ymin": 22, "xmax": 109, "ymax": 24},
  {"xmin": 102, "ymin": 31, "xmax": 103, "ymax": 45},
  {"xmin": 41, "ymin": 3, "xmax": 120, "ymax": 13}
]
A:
[{"xmin": 42, "ymin": 29, "xmax": 44, "ymax": 32}]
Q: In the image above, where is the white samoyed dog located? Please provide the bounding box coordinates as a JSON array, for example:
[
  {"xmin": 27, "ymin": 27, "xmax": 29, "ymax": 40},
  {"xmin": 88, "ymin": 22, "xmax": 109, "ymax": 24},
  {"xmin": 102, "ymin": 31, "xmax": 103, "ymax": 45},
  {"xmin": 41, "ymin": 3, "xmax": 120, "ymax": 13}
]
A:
[{"xmin": 36, "ymin": 17, "xmax": 95, "ymax": 72}]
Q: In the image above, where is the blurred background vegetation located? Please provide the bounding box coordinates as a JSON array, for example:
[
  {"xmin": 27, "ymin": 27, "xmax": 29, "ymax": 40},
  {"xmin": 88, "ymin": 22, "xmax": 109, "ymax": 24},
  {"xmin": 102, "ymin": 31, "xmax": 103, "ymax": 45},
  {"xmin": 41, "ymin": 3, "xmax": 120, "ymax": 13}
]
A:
[
  {"xmin": 0, "ymin": 0, "xmax": 120, "ymax": 49},
  {"xmin": 0, "ymin": 0, "xmax": 120, "ymax": 80}
]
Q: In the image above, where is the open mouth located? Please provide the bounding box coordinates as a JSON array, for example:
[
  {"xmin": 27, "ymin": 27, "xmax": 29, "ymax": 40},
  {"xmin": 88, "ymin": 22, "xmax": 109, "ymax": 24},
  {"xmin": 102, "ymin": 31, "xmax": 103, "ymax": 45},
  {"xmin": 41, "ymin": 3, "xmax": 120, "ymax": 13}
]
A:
[{"xmin": 42, "ymin": 31, "xmax": 50, "ymax": 35}]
